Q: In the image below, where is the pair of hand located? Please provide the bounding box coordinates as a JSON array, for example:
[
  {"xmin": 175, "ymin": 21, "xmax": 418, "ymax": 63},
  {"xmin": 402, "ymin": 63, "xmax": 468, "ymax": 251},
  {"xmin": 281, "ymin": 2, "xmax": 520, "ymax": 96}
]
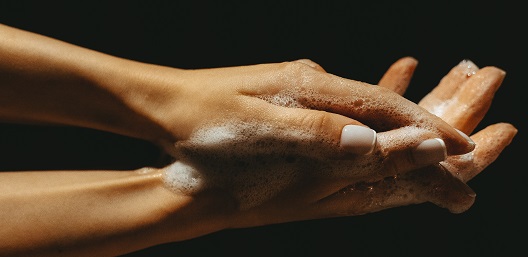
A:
[
  {"xmin": 0, "ymin": 23, "xmax": 517, "ymax": 256},
  {"xmin": 150, "ymin": 57, "xmax": 516, "ymax": 228}
]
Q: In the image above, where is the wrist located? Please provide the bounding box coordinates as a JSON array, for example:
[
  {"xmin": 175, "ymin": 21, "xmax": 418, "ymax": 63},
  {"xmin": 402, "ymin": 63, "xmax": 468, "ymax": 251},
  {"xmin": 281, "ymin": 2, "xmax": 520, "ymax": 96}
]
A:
[
  {"xmin": 80, "ymin": 55, "xmax": 187, "ymax": 146},
  {"xmin": 155, "ymin": 188, "xmax": 238, "ymax": 243}
]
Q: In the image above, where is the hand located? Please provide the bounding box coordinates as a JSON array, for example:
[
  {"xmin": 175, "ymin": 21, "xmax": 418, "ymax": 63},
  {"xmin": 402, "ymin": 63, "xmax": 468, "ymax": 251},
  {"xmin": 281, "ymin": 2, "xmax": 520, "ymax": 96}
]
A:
[
  {"xmin": 203, "ymin": 57, "xmax": 516, "ymax": 229},
  {"xmin": 264, "ymin": 58, "xmax": 516, "ymax": 219},
  {"xmin": 154, "ymin": 59, "xmax": 491, "ymax": 229},
  {"xmin": 152, "ymin": 59, "xmax": 472, "ymax": 156},
  {"xmin": 369, "ymin": 57, "xmax": 517, "ymax": 213},
  {"xmin": 0, "ymin": 24, "xmax": 478, "ymax": 255},
  {"xmin": 0, "ymin": 24, "xmax": 506, "ymax": 256}
]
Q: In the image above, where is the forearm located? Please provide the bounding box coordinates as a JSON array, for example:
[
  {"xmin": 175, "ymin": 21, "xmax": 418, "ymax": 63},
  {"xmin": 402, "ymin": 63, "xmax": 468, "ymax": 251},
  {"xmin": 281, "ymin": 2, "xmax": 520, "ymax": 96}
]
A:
[
  {"xmin": 0, "ymin": 169, "xmax": 232, "ymax": 257},
  {"xmin": 0, "ymin": 23, "xmax": 179, "ymax": 144}
]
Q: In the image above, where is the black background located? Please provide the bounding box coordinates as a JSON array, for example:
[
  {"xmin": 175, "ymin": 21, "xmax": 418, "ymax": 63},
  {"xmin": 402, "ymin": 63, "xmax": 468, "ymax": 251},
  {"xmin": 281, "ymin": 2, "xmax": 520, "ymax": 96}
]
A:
[{"xmin": 0, "ymin": 1, "xmax": 525, "ymax": 257}]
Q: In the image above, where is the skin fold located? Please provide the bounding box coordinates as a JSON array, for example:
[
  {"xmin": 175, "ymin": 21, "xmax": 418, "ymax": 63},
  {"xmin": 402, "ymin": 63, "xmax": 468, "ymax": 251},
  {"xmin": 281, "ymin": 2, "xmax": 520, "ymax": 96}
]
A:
[{"xmin": 0, "ymin": 24, "xmax": 517, "ymax": 257}]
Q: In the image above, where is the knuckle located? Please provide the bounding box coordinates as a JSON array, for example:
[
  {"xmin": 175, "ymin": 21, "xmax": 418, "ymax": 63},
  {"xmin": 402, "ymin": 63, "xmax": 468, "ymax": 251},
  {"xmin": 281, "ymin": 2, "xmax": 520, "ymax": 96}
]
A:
[
  {"xmin": 296, "ymin": 58, "xmax": 317, "ymax": 66},
  {"xmin": 300, "ymin": 111, "xmax": 331, "ymax": 135},
  {"xmin": 295, "ymin": 58, "xmax": 323, "ymax": 70},
  {"xmin": 381, "ymin": 151, "xmax": 414, "ymax": 177},
  {"xmin": 281, "ymin": 61, "xmax": 317, "ymax": 88}
]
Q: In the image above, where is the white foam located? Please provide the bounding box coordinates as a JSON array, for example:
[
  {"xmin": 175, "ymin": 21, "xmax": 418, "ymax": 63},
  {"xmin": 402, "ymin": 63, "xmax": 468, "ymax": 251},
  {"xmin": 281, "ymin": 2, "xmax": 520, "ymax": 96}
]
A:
[
  {"xmin": 191, "ymin": 125, "xmax": 238, "ymax": 145},
  {"xmin": 163, "ymin": 162, "xmax": 204, "ymax": 195}
]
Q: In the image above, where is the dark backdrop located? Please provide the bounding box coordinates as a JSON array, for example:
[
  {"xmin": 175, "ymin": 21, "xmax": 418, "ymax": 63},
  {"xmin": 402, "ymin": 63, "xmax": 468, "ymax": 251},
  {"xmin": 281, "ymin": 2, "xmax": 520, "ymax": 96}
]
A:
[{"xmin": 0, "ymin": 1, "xmax": 525, "ymax": 257}]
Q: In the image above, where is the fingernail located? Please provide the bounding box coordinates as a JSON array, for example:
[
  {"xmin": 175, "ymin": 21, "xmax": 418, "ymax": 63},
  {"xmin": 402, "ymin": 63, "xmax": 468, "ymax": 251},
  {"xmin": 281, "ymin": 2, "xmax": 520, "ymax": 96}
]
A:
[
  {"xmin": 455, "ymin": 129, "xmax": 475, "ymax": 148},
  {"xmin": 413, "ymin": 138, "xmax": 447, "ymax": 166},
  {"xmin": 340, "ymin": 125, "xmax": 376, "ymax": 154}
]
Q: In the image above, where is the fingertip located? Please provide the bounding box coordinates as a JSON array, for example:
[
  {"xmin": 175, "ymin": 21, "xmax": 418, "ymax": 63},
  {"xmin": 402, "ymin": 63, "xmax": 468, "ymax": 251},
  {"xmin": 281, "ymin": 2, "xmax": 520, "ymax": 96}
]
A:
[
  {"xmin": 479, "ymin": 66, "xmax": 506, "ymax": 78},
  {"xmin": 378, "ymin": 56, "xmax": 418, "ymax": 95},
  {"xmin": 340, "ymin": 125, "xmax": 377, "ymax": 155},
  {"xmin": 468, "ymin": 122, "xmax": 518, "ymax": 176},
  {"xmin": 455, "ymin": 129, "xmax": 475, "ymax": 149},
  {"xmin": 427, "ymin": 166, "xmax": 476, "ymax": 214},
  {"xmin": 443, "ymin": 127, "xmax": 476, "ymax": 156},
  {"xmin": 412, "ymin": 138, "xmax": 447, "ymax": 167},
  {"xmin": 397, "ymin": 56, "xmax": 419, "ymax": 67},
  {"xmin": 456, "ymin": 59, "xmax": 480, "ymax": 75},
  {"xmin": 444, "ymin": 180, "xmax": 477, "ymax": 214}
]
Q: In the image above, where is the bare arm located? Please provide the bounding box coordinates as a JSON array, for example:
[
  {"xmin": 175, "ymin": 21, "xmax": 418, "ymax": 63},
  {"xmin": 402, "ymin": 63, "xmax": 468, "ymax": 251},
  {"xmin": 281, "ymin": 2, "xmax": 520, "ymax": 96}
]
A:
[
  {"xmin": 0, "ymin": 24, "xmax": 231, "ymax": 256},
  {"xmin": 0, "ymin": 24, "xmax": 481, "ymax": 257},
  {"xmin": 0, "ymin": 23, "xmax": 178, "ymax": 146},
  {"xmin": 0, "ymin": 23, "xmax": 472, "ymax": 155},
  {"xmin": 0, "ymin": 168, "xmax": 233, "ymax": 257}
]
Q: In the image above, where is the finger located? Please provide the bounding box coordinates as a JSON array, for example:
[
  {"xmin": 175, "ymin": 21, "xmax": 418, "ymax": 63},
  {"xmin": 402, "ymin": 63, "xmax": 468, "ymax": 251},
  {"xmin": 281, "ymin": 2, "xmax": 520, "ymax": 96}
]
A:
[
  {"xmin": 268, "ymin": 102, "xmax": 456, "ymax": 169},
  {"xmin": 458, "ymin": 123, "xmax": 518, "ymax": 182},
  {"xmin": 315, "ymin": 165, "xmax": 476, "ymax": 217},
  {"xmin": 303, "ymin": 128, "xmax": 449, "ymax": 202},
  {"xmin": 264, "ymin": 104, "xmax": 375, "ymax": 156},
  {"xmin": 378, "ymin": 56, "xmax": 418, "ymax": 95},
  {"xmin": 440, "ymin": 67, "xmax": 506, "ymax": 135},
  {"xmin": 263, "ymin": 103, "xmax": 450, "ymax": 172},
  {"xmin": 311, "ymin": 169, "xmax": 474, "ymax": 216},
  {"xmin": 375, "ymin": 127, "xmax": 447, "ymax": 178},
  {"xmin": 419, "ymin": 59, "xmax": 480, "ymax": 115},
  {"xmin": 413, "ymin": 123, "xmax": 517, "ymax": 213},
  {"xmin": 293, "ymin": 58, "xmax": 327, "ymax": 72},
  {"xmin": 406, "ymin": 165, "xmax": 477, "ymax": 214},
  {"xmin": 255, "ymin": 62, "xmax": 474, "ymax": 155},
  {"xmin": 295, "ymin": 74, "xmax": 474, "ymax": 155},
  {"xmin": 287, "ymin": 126, "xmax": 451, "ymax": 204}
]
